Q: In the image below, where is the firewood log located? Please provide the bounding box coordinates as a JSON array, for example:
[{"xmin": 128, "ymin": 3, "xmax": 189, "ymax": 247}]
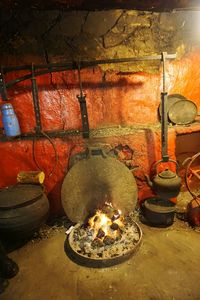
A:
[{"xmin": 17, "ymin": 171, "xmax": 45, "ymax": 184}]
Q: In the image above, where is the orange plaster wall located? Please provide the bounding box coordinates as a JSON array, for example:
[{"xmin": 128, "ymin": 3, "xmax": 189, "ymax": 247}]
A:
[{"xmin": 0, "ymin": 51, "xmax": 200, "ymax": 214}]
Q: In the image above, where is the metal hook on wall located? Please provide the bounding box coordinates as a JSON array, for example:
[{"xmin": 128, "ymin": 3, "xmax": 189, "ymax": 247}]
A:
[
  {"xmin": 0, "ymin": 67, "xmax": 8, "ymax": 101},
  {"xmin": 76, "ymin": 62, "xmax": 90, "ymax": 139}
]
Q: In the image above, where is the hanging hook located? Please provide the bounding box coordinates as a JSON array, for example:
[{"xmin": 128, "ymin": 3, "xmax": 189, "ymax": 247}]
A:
[
  {"xmin": 0, "ymin": 67, "xmax": 8, "ymax": 101},
  {"xmin": 76, "ymin": 62, "xmax": 90, "ymax": 139}
]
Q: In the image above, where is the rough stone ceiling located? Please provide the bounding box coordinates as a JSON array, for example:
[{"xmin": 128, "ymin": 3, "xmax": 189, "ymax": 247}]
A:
[{"xmin": 0, "ymin": 0, "xmax": 200, "ymax": 11}]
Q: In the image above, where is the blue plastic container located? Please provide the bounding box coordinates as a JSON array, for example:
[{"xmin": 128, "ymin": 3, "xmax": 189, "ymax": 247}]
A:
[{"xmin": 1, "ymin": 103, "xmax": 21, "ymax": 137}]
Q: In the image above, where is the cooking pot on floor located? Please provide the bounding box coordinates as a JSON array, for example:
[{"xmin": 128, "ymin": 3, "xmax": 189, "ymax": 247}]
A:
[
  {"xmin": 0, "ymin": 184, "xmax": 49, "ymax": 250},
  {"xmin": 141, "ymin": 197, "xmax": 176, "ymax": 227}
]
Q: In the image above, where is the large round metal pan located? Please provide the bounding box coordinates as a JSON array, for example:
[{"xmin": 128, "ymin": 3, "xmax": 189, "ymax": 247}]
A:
[
  {"xmin": 64, "ymin": 222, "xmax": 142, "ymax": 268},
  {"xmin": 61, "ymin": 155, "xmax": 138, "ymax": 223},
  {"xmin": 168, "ymin": 99, "xmax": 198, "ymax": 125},
  {"xmin": 158, "ymin": 94, "xmax": 186, "ymax": 118}
]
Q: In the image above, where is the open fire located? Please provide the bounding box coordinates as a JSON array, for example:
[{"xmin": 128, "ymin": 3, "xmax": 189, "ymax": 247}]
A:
[
  {"xmin": 65, "ymin": 202, "xmax": 142, "ymax": 267},
  {"xmin": 87, "ymin": 202, "xmax": 124, "ymax": 245}
]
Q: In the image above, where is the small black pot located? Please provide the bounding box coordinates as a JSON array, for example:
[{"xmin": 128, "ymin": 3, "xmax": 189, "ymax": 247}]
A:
[{"xmin": 141, "ymin": 197, "xmax": 176, "ymax": 227}]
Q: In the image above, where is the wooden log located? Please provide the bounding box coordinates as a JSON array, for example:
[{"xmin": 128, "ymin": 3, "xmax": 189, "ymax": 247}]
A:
[{"xmin": 17, "ymin": 171, "xmax": 45, "ymax": 184}]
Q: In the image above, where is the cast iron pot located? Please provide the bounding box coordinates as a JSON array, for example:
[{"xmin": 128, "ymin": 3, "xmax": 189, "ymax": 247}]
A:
[
  {"xmin": 141, "ymin": 197, "xmax": 176, "ymax": 227},
  {"xmin": 0, "ymin": 184, "xmax": 49, "ymax": 250}
]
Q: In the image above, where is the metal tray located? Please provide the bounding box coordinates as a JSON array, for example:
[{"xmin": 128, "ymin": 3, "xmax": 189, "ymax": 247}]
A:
[
  {"xmin": 64, "ymin": 221, "xmax": 142, "ymax": 268},
  {"xmin": 168, "ymin": 99, "xmax": 198, "ymax": 125}
]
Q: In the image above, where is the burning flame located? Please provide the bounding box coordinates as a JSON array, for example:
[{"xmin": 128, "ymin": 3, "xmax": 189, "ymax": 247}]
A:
[{"xmin": 88, "ymin": 202, "xmax": 124, "ymax": 241}]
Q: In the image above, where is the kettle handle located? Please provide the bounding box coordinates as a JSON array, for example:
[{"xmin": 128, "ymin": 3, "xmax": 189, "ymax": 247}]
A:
[{"xmin": 152, "ymin": 159, "xmax": 179, "ymax": 173}]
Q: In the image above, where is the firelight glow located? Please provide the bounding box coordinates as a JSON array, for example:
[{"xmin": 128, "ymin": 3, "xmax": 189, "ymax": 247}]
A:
[{"xmin": 88, "ymin": 206, "xmax": 124, "ymax": 240}]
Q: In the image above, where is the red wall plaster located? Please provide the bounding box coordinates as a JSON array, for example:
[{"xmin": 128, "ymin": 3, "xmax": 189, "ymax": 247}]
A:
[{"xmin": 0, "ymin": 51, "xmax": 200, "ymax": 215}]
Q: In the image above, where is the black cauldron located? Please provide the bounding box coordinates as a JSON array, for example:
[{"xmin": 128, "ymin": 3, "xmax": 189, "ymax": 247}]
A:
[
  {"xmin": 141, "ymin": 197, "xmax": 176, "ymax": 227},
  {"xmin": 0, "ymin": 184, "xmax": 49, "ymax": 250}
]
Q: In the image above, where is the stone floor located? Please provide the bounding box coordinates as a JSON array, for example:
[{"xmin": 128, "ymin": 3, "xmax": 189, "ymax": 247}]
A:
[{"xmin": 2, "ymin": 219, "xmax": 200, "ymax": 300}]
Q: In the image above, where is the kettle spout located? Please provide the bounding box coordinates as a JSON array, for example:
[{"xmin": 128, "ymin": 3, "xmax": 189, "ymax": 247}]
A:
[{"xmin": 145, "ymin": 174, "xmax": 153, "ymax": 187}]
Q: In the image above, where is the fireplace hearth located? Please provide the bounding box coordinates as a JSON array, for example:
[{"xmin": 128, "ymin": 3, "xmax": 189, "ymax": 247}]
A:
[
  {"xmin": 64, "ymin": 208, "xmax": 142, "ymax": 268},
  {"xmin": 62, "ymin": 147, "xmax": 142, "ymax": 267}
]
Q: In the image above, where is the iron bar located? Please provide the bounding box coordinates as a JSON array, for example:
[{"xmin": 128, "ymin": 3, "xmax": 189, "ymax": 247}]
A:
[
  {"xmin": 6, "ymin": 67, "xmax": 68, "ymax": 88},
  {"xmin": 3, "ymin": 53, "xmax": 177, "ymax": 89},
  {"xmin": 0, "ymin": 68, "xmax": 8, "ymax": 101},
  {"xmin": 0, "ymin": 129, "xmax": 81, "ymax": 142},
  {"xmin": 4, "ymin": 54, "xmax": 177, "ymax": 89},
  {"xmin": 31, "ymin": 64, "xmax": 42, "ymax": 133},
  {"xmin": 3, "ymin": 53, "xmax": 176, "ymax": 73},
  {"xmin": 161, "ymin": 52, "xmax": 169, "ymax": 162}
]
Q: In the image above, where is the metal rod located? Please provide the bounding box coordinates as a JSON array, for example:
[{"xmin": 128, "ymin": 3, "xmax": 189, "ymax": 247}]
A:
[
  {"xmin": 6, "ymin": 67, "xmax": 68, "ymax": 88},
  {"xmin": 162, "ymin": 53, "xmax": 166, "ymax": 93},
  {"xmin": 3, "ymin": 53, "xmax": 176, "ymax": 73},
  {"xmin": 0, "ymin": 68, "xmax": 8, "ymax": 101},
  {"xmin": 77, "ymin": 63, "xmax": 83, "ymax": 97},
  {"xmin": 4, "ymin": 53, "xmax": 177, "ymax": 89},
  {"xmin": 161, "ymin": 52, "xmax": 169, "ymax": 162},
  {"xmin": 0, "ymin": 129, "xmax": 81, "ymax": 141},
  {"xmin": 31, "ymin": 64, "xmax": 42, "ymax": 133}
]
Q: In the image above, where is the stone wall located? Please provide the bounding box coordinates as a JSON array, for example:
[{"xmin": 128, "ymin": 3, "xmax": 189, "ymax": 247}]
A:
[{"xmin": 1, "ymin": 9, "xmax": 200, "ymax": 72}]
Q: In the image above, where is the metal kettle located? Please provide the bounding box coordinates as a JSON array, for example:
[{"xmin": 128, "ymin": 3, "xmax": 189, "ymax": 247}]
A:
[
  {"xmin": 145, "ymin": 160, "xmax": 181, "ymax": 198},
  {"xmin": 145, "ymin": 52, "xmax": 181, "ymax": 199}
]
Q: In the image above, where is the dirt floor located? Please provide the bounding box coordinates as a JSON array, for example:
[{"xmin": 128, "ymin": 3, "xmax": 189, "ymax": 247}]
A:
[{"xmin": 2, "ymin": 218, "xmax": 200, "ymax": 300}]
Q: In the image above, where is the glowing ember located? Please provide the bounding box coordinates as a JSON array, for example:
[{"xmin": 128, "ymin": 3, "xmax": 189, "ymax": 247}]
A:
[{"xmin": 87, "ymin": 203, "xmax": 124, "ymax": 241}]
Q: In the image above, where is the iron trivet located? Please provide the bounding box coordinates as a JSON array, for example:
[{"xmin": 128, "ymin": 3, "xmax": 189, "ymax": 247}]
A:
[{"xmin": 64, "ymin": 213, "xmax": 142, "ymax": 268}]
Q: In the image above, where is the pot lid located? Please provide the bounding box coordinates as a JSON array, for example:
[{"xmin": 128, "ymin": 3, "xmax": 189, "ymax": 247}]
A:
[
  {"xmin": 144, "ymin": 197, "xmax": 176, "ymax": 213},
  {"xmin": 168, "ymin": 99, "xmax": 197, "ymax": 125},
  {"xmin": 0, "ymin": 184, "xmax": 43, "ymax": 209},
  {"xmin": 158, "ymin": 169, "xmax": 176, "ymax": 179},
  {"xmin": 158, "ymin": 94, "xmax": 186, "ymax": 118}
]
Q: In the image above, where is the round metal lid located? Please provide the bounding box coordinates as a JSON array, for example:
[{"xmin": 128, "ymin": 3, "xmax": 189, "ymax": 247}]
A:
[
  {"xmin": 168, "ymin": 99, "xmax": 197, "ymax": 125},
  {"xmin": 158, "ymin": 94, "xmax": 186, "ymax": 118},
  {"xmin": 61, "ymin": 156, "xmax": 138, "ymax": 223},
  {"xmin": 0, "ymin": 184, "xmax": 43, "ymax": 209},
  {"xmin": 144, "ymin": 197, "xmax": 175, "ymax": 213},
  {"xmin": 158, "ymin": 169, "xmax": 176, "ymax": 179}
]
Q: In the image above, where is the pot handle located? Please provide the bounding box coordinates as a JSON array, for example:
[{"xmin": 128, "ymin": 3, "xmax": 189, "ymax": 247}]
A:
[{"xmin": 152, "ymin": 159, "xmax": 179, "ymax": 173}]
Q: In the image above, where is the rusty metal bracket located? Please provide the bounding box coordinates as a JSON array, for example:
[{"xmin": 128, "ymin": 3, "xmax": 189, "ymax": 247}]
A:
[{"xmin": 77, "ymin": 63, "xmax": 89, "ymax": 139}]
